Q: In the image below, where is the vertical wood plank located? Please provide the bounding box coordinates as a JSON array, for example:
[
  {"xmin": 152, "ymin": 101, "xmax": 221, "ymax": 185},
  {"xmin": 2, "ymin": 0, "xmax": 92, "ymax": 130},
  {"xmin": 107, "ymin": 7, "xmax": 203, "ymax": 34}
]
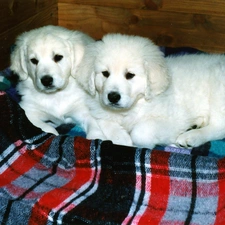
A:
[{"xmin": 0, "ymin": 0, "xmax": 58, "ymax": 70}]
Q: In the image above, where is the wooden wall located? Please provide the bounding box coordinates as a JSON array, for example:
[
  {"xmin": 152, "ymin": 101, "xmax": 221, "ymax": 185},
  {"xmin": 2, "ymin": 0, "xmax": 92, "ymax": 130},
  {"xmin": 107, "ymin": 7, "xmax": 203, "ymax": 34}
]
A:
[
  {"xmin": 0, "ymin": 0, "xmax": 58, "ymax": 70},
  {"xmin": 1, "ymin": 0, "xmax": 225, "ymax": 70},
  {"xmin": 58, "ymin": 0, "xmax": 225, "ymax": 53}
]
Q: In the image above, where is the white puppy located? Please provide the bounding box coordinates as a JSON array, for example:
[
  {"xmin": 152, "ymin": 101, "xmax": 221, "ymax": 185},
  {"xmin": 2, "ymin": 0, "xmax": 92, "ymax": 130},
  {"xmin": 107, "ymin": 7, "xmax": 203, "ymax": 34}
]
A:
[
  {"xmin": 10, "ymin": 25, "xmax": 105, "ymax": 139},
  {"xmin": 76, "ymin": 33, "xmax": 225, "ymax": 148},
  {"xmin": 76, "ymin": 33, "xmax": 169, "ymax": 146}
]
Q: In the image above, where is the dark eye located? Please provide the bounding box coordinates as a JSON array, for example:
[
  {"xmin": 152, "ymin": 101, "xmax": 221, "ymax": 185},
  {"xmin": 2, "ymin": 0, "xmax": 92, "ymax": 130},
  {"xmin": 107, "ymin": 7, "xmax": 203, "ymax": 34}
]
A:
[
  {"xmin": 125, "ymin": 72, "xmax": 135, "ymax": 80},
  {"xmin": 30, "ymin": 58, "xmax": 39, "ymax": 65},
  {"xmin": 102, "ymin": 71, "xmax": 110, "ymax": 78},
  {"xmin": 54, "ymin": 54, "xmax": 63, "ymax": 63}
]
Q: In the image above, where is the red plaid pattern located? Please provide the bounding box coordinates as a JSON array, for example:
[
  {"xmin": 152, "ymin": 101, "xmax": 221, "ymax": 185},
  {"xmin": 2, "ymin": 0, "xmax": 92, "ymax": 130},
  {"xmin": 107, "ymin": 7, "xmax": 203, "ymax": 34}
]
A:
[{"xmin": 1, "ymin": 91, "xmax": 225, "ymax": 225}]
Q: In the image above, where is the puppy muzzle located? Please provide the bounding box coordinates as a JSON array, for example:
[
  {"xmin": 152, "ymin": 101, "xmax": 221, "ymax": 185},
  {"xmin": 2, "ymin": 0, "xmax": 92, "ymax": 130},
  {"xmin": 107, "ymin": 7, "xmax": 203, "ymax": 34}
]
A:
[
  {"xmin": 41, "ymin": 75, "xmax": 54, "ymax": 88},
  {"xmin": 108, "ymin": 91, "xmax": 121, "ymax": 104}
]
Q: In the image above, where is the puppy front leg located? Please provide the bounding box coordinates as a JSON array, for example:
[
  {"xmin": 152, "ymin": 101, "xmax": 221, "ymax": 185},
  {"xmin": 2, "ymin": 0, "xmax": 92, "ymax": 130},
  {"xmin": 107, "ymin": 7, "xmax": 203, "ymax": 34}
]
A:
[
  {"xmin": 97, "ymin": 120, "xmax": 133, "ymax": 146},
  {"xmin": 176, "ymin": 123, "xmax": 225, "ymax": 148},
  {"xmin": 71, "ymin": 111, "xmax": 106, "ymax": 140},
  {"xmin": 85, "ymin": 117, "xmax": 107, "ymax": 140},
  {"xmin": 131, "ymin": 120, "xmax": 177, "ymax": 149},
  {"xmin": 22, "ymin": 109, "xmax": 59, "ymax": 135}
]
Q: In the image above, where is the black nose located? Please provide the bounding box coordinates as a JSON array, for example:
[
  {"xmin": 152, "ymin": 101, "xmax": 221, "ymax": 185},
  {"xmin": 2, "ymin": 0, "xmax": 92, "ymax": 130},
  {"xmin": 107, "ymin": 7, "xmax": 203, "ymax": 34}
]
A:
[
  {"xmin": 41, "ymin": 75, "xmax": 53, "ymax": 87},
  {"xmin": 108, "ymin": 91, "xmax": 121, "ymax": 104}
]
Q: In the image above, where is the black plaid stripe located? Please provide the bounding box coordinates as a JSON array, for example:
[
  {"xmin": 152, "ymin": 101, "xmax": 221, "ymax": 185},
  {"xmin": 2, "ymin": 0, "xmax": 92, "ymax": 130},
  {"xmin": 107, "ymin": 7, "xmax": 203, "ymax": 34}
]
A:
[{"xmin": 62, "ymin": 142, "xmax": 137, "ymax": 225}]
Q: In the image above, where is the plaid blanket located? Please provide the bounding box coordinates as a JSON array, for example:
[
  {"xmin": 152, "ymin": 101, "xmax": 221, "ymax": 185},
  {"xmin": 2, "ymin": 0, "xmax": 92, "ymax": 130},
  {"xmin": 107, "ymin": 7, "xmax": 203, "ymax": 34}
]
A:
[{"xmin": 1, "ymin": 89, "xmax": 225, "ymax": 224}]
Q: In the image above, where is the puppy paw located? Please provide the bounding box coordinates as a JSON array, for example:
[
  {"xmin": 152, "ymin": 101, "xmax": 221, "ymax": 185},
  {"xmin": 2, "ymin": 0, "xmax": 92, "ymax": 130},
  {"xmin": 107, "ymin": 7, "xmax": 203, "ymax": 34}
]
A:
[
  {"xmin": 130, "ymin": 129, "xmax": 156, "ymax": 149},
  {"xmin": 43, "ymin": 127, "xmax": 59, "ymax": 135},
  {"xmin": 176, "ymin": 130, "xmax": 205, "ymax": 148},
  {"xmin": 111, "ymin": 134, "xmax": 133, "ymax": 146},
  {"xmin": 86, "ymin": 130, "xmax": 106, "ymax": 141},
  {"xmin": 36, "ymin": 123, "xmax": 59, "ymax": 135}
]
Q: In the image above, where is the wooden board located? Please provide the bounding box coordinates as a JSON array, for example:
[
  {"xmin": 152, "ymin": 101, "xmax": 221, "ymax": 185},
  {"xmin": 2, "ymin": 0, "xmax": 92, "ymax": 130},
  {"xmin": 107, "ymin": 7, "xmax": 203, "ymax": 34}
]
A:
[
  {"xmin": 1, "ymin": 0, "xmax": 225, "ymax": 69},
  {"xmin": 58, "ymin": 1, "xmax": 225, "ymax": 53},
  {"xmin": 58, "ymin": 0, "xmax": 225, "ymax": 15},
  {"xmin": 58, "ymin": 0, "xmax": 146, "ymax": 9},
  {"xmin": 0, "ymin": 0, "xmax": 58, "ymax": 70},
  {"xmin": 161, "ymin": 0, "xmax": 225, "ymax": 16}
]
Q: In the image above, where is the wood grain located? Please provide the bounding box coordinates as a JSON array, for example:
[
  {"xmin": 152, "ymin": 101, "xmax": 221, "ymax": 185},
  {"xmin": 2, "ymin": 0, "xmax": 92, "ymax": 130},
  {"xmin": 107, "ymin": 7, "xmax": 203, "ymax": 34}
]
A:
[
  {"xmin": 58, "ymin": 0, "xmax": 146, "ymax": 9},
  {"xmin": 1, "ymin": 0, "xmax": 225, "ymax": 69},
  {"xmin": 58, "ymin": 2, "xmax": 225, "ymax": 53},
  {"xmin": 161, "ymin": 0, "xmax": 225, "ymax": 16},
  {"xmin": 0, "ymin": 0, "xmax": 57, "ymax": 70}
]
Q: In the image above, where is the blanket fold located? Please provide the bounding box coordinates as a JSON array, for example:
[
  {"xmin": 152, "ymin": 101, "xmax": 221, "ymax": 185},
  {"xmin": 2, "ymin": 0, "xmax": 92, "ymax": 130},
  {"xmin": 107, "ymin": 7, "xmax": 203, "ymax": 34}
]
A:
[{"xmin": 0, "ymin": 91, "xmax": 225, "ymax": 225}]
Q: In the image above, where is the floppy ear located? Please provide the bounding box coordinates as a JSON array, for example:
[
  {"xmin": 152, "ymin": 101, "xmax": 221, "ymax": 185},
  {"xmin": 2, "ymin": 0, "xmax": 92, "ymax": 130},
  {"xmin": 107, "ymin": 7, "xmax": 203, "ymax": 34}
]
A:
[
  {"xmin": 70, "ymin": 43, "xmax": 86, "ymax": 78},
  {"xmin": 10, "ymin": 38, "xmax": 28, "ymax": 80},
  {"xmin": 75, "ymin": 50, "xmax": 96, "ymax": 96},
  {"xmin": 74, "ymin": 43, "xmax": 97, "ymax": 96},
  {"xmin": 144, "ymin": 51, "xmax": 170, "ymax": 100},
  {"xmin": 69, "ymin": 31, "xmax": 95, "ymax": 78}
]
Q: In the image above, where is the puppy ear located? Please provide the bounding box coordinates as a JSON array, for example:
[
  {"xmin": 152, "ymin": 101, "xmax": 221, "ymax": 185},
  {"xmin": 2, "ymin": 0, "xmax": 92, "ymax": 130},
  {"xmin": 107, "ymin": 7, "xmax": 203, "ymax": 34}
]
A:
[
  {"xmin": 75, "ymin": 43, "xmax": 97, "ymax": 96},
  {"xmin": 144, "ymin": 50, "xmax": 170, "ymax": 100},
  {"xmin": 88, "ymin": 71, "xmax": 96, "ymax": 96},
  {"xmin": 70, "ymin": 43, "xmax": 86, "ymax": 78},
  {"xmin": 69, "ymin": 31, "xmax": 94, "ymax": 78},
  {"xmin": 10, "ymin": 38, "xmax": 28, "ymax": 80}
]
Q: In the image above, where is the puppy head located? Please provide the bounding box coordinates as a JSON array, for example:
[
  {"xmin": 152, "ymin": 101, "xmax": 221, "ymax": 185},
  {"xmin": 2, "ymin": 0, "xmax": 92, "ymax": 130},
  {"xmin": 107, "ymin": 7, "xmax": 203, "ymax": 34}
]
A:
[
  {"xmin": 10, "ymin": 25, "xmax": 94, "ymax": 93},
  {"xmin": 76, "ymin": 33, "xmax": 169, "ymax": 109}
]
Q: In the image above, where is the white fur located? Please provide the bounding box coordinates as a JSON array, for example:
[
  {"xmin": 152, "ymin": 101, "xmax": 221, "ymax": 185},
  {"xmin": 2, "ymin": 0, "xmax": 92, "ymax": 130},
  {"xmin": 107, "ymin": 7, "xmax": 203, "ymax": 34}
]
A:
[
  {"xmin": 76, "ymin": 34, "xmax": 169, "ymax": 146},
  {"xmin": 76, "ymin": 33, "xmax": 225, "ymax": 148},
  {"xmin": 10, "ymin": 25, "xmax": 105, "ymax": 139}
]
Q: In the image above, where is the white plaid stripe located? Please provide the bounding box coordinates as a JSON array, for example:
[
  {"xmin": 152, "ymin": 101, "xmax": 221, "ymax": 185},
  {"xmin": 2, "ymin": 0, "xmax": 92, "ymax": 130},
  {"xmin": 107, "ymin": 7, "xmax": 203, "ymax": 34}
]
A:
[{"xmin": 0, "ymin": 141, "xmax": 23, "ymax": 174}]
